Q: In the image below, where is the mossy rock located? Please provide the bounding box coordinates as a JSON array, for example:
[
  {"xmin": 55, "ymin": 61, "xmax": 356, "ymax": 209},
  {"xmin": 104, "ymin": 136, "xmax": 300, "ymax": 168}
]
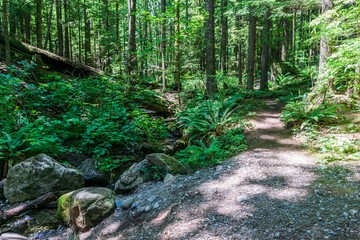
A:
[
  {"xmin": 146, "ymin": 153, "xmax": 187, "ymax": 175},
  {"xmin": 57, "ymin": 187, "xmax": 116, "ymax": 232}
]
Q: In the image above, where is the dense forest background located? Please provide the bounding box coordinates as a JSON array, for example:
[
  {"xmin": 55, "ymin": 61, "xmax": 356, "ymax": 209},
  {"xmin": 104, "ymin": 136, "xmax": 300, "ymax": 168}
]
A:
[
  {"xmin": 1, "ymin": 0, "xmax": 360, "ymax": 177},
  {"xmin": 1, "ymin": 0, "xmax": 360, "ymax": 238}
]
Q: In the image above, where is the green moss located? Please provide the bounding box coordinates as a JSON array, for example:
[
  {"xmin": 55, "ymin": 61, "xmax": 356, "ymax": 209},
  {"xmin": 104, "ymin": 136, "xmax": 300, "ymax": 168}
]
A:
[
  {"xmin": 158, "ymin": 154, "xmax": 187, "ymax": 175},
  {"xmin": 56, "ymin": 192, "xmax": 73, "ymax": 222}
]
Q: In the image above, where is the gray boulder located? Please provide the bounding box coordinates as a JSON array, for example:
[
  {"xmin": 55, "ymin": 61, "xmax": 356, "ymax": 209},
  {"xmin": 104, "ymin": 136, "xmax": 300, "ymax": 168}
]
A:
[
  {"xmin": 56, "ymin": 187, "xmax": 116, "ymax": 232},
  {"xmin": 114, "ymin": 160, "xmax": 150, "ymax": 193},
  {"xmin": 4, "ymin": 154, "xmax": 84, "ymax": 203},
  {"xmin": 78, "ymin": 158, "xmax": 108, "ymax": 186},
  {"xmin": 0, "ymin": 179, "xmax": 5, "ymax": 200},
  {"xmin": 146, "ymin": 153, "xmax": 187, "ymax": 175}
]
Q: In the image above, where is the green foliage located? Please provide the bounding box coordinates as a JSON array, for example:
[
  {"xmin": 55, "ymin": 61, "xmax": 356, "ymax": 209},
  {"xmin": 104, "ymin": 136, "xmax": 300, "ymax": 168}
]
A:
[
  {"xmin": 280, "ymin": 96, "xmax": 342, "ymax": 130},
  {"xmin": 97, "ymin": 157, "xmax": 133, "ymax": 173},
  {"xmin": 0, "ymin": 130, "xmax": 29, "ymax": 168},
  {"xmin": 177, "ymin": 99, "xmax": 239, "ymax": 145},
  {"xmin": 0, "ymin": 63, "xmax": 169, "ymax": 165},
  {"xmin": 176, "ymin": 127, "xmax": 247, "ymax": 170},
  {"xmin": 318, "ymin": 136, "xmax": 360, "ymax": 162}
]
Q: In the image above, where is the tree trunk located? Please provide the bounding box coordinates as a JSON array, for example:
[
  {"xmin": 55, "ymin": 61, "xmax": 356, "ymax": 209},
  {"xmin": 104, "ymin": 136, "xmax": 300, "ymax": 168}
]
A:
[
  {"xmin": 0, "ymin": 193, "xmax": 57, "ymax": 224},
  {"xmin": 36, "ymin": 0, "xmax": 42, "ymax": 49},
  {"xmin": 174, "ymin": 0, "xmax": 181, "ymax": 91},
  {"xmin": 45, "ymin": 0, "xmax": 54, "ymax": 50},
  {"xmin": 56, "ymin": 0, "xmax": 64, "ymax": 56},
  {"xmin": 260, "ymin": 9, "xmax": 271, "ymax": 91},
  {"xmin": 2, "ymin": 0, "xmax": 10, "ymax": 65},
  {"xmin": 126, "ymin": 0, "xmax": 138, "ymax": 82},
  {"xmin": 246, "ymin": 7, "xmax": 256, "ymax": 91},
  {"xmin": 64, "ymin": 0, "xmax": 70, "ymax": 58},
  {"xmin": 319, "ymin": 0, "xmax": 334, "ymax": 77},
  {"xmin": 161, "ymin": 0, "xmax": 167, "ymax": 89},
  {"xmin": 236, "ymin": 13, "xmax": 242, "ymax": 85},
  {"xmin": 205, "ymin": 0, "xmax": 216, "ymax": 95},
  {"xmin": 0, "ymin": 34, "xmax": 103, "ymax": 76},
  {"xmin": 220, "ymin": 0, "xmax": 228, "ymax": 74},
  {"xmin": 84, "ymin": 0, "xmax": 91, "ymax": 65},
  {"xmin": 25, "ymin": 11, "xmax": 31, "ymax": 44}
]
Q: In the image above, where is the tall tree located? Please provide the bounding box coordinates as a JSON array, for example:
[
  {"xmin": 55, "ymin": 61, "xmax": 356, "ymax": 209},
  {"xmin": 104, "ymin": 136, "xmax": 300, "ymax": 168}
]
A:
[
  {"xmin": 174, "ymin": 0, "xmax": 181, "ymax": 91},
  {"xmin": 205, "ymin": 0, "xmax": 216, "ymax": 95},
  {"xmin": 126, "ymin": 0, "xmax": 138, "ymax": 81},
  {"xmin": 84, "ymin": 0, "xmax": 91, "ymax": 65},
  {"xmin": 2, "ymin": 0, "xmax": 10, "ymax": 65},
  {"xmin": 36, "ymin": 0, "xmax": 42, "ymax": 48},
  {"xmin": 64, "ymin": 0, "xmax": 70, "ymax": 58},
  {"xmin": 161, "ymin": 0, "xmax": 166, "ymax": 89},
  {"xmin": 220, "ymin": 0, "xmax": 228, "ymax": 73},
  {"xmin": 236, "ymin": 13, "xmax": 242, "ymax": 85},
  {"xmin": 319, "ymin": 0, "xmax": 334, "ymax": 78},
  {"xmin": 56, "ymin": 0, "xmax": 64, "ymax": 56},
  {"xmin": 246, "ymin": 7, "xmax": 257, "ymax": 91},
  {"xmin": 260, "ymin": 9, "xmax": 271, "ymax": 91},
  {"xmin": 44, "ymin": 0, "xmax": 55, "ymax": 50}
]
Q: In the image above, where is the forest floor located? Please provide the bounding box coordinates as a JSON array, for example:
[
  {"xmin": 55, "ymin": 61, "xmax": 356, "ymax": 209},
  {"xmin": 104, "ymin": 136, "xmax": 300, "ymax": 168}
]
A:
[{"xmin": 44, "ymin": 100, "xmax": 360, "ymax": 240}]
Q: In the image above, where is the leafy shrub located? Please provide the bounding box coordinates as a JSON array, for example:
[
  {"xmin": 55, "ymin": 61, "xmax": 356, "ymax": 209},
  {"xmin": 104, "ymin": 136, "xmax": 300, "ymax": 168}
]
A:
[
  {"xmin": 0, "ymin": 130, "xmax": 29, "ymax": 168},
  {"xmin": 176, "ymin": 127, "xmax": 247, "ymax": 170},
  {"xmin": 176, "ymin": 140, "xmax": 229, "ymax": 169},
  {"xmin": 177, "ymin": 99, "xmax": 239, "ymax": 145},
  {"xmin": 280, "ymin": 96, "xmax": 342, "ymax": 130}
]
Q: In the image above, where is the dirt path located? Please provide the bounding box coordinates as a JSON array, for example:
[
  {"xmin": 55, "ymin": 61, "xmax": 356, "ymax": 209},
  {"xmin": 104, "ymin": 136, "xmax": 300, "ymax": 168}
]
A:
[{"xmin": 47, "ymin": 100, "xmax": 360, "ymax": 240}]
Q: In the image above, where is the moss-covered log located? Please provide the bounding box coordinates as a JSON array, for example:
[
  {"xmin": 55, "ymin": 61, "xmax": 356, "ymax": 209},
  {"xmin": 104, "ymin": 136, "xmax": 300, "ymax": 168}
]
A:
[{"xmin": 0, "ymin": 34, "xmax": 103, "ymax": 77}]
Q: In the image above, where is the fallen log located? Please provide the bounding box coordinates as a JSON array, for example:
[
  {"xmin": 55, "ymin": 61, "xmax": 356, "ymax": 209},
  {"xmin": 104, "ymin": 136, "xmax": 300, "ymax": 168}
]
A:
[
  {"xmin": 0, "ymin": 34, "xmax": 103, "ymax": 77},
  {"xmin": 0, "ymin": 192, "xmax": 57, "ymax": 224}
]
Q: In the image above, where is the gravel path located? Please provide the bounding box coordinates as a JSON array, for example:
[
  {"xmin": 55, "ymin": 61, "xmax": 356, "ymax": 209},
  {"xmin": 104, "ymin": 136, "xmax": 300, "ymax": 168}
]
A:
[{"xmin": 47, "ymin": 100, "xmax": 360, "ymax": 240}]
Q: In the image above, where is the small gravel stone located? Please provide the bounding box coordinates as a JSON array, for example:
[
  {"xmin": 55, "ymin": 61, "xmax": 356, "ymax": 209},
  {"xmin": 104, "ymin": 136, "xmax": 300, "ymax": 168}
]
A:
[
  {"xmin": 349, "ymin": 209, "xmax": 358, "ymax": 215},
  {"xmin": 164, "ymin": 174, "xmax": 175, "ymax": 183},
  {"xmin": 236, "ymin": 196, "xmax": 247, "ymax": 202},
  {"xmin": 153, "ymin": 202, "xmax": 160, "ymax": 209},
  {"xmin": 122, "ymin": 197, "xmax": 134, "ymax": 209}
]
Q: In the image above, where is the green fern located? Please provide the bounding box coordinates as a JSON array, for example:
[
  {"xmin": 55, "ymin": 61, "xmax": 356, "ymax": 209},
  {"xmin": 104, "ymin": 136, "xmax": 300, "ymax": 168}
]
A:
[
  {"xmin": 280, "ymin": 97, "xmax": 342, "ymax": 130},
  {"xmin": 177, "ymin": 100, "xmax": 238, "ymax": 145}
]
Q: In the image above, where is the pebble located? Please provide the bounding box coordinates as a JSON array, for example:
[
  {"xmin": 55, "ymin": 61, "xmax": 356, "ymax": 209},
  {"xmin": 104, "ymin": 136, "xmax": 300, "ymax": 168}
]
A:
[
  {"xmin": 148, "ymin": 196, "xmax": 156, "ymax": 202},
  {"xmin": 236, "ymin": 196, "xmax": 247, "ymax": 202},
  {"xmin": 349, "ymin": 209, "xmax": 358, "ymax": 215},
  {"xmin": 115, "ymin": 200, "xmax": 122, "ymax": 208},
  {"xmin": 145, "ymin": 206, "xmax": 151, "ymax": 211},
  {"xmin": 122, "ymin": 197, "xmax": 134, "ymax": 209},
  {"xmin": 153, "ymin": 202, "xmax": 160, "ymax": 209},
  {"xmin": 164, "ymin": 174, "xmax": 174, "ymax": 183}
]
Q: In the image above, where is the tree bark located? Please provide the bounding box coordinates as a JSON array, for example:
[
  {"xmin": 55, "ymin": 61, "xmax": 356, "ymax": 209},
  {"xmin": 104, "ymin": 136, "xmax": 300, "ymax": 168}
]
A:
[
  {"xmin": 56, "ymin": 0, "xmax": 64, "ymax": 56},
  {"xmin": 220, "ymin": 0, "xmax": 228, "ymax": 74},
  {"xmin": 126, "ymin": 0, "xmax": 138, "ymax": 82},
  {"xmin": 260, "ymin": 9, "xmax": 271, "ymax": 91},
  {"xmin": 2, "ymin": 0, "xmax": 10, "ymax": 65},
  {"xmin": 64, "ymin": 0, "xmax": 70, "ymax": 58},
  {"xmin": 319, "ymin": 0, "xmax": 334, "ymax": 77},
  {"xmin": 236, "ymin": 13, "xmax": 242, "ymax": 85},
  {"xmin": 0, "ymin": 34, "xmax": 104, "ymax": 76},
  {"xmin": 246, "ymin": 7, "xmax": 256, "ymax": 91},
  {"xmin": 24, "ymin": 10, "xmax": 31, "ymax": 44},
  {"xmin": 0, "ymin": 193, "xmax": 57, "ymax": 224},
  {"xmin": 36, "ymin": 0, "xmax": 42, "ymax": 49},
  {"xmin": 45, "ymin": 0, "xmax": 55, "ymax": 50},
  {"xmin": 205, "ymin": 0, "xmax": 216, "ymax": 95},
  {"xmin": 174, "ymin": 0, "xmax": 181, "ymax": 91},
  {"xmin": 161, "ymin": 0, "xmax": 167, "ymax": 89},
  {"xmin": 84, "ymin": 0, "xmax": 91, "ymax": 65}
]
